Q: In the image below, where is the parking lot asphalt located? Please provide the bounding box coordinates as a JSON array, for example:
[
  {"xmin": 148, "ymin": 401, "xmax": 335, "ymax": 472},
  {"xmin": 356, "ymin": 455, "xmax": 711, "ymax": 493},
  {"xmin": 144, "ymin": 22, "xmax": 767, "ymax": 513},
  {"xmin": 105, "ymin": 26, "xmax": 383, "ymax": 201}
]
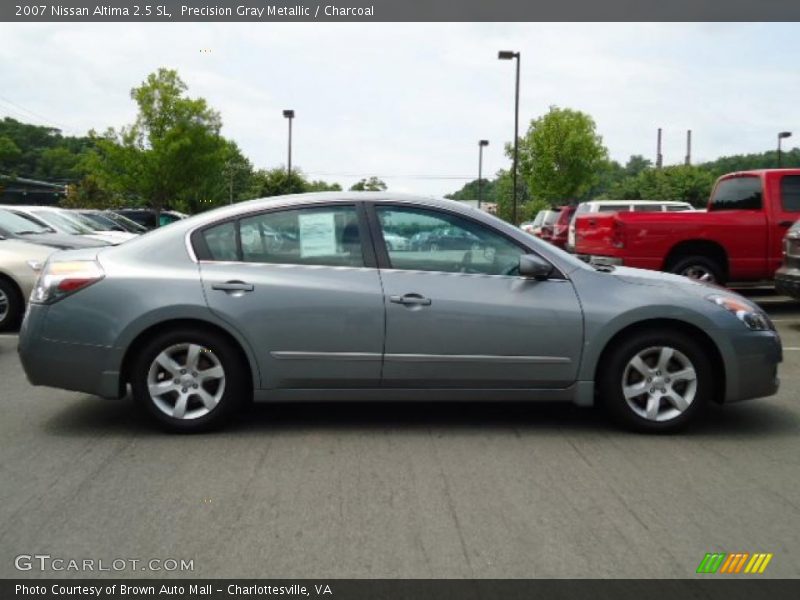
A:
[{"xmin": 0, "ymin": 291, "xmax": 799, "ymax": 580}]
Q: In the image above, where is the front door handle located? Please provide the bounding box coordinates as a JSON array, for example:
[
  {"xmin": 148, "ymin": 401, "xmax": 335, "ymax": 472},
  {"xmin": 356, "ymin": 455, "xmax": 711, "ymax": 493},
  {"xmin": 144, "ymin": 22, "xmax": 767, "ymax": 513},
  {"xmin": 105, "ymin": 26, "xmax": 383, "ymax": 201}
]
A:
[
  {"xmin": 390, "ymin": 293, "xmax": 432, "ymax": 306},
  {"xmin": 779, "ymin": 220, "xmax": 794, "ymax": 228},
  {"xmin": 212, "ymin": 281, "xmax": 255, "ymax": 292}
]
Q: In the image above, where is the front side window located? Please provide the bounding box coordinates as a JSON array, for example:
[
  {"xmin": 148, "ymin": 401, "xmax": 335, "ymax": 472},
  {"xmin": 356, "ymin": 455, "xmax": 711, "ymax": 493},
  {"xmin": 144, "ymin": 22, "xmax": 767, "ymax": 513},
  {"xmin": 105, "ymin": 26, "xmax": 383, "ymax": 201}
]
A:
[
  {"xmin": 780, "ymin": 175, "xmax": 800, "ymax": 212},
  {"xmin": 199, "ymin": 205, "xmax": 364, "ymax": 268},
  {"xmin": 376, "ymin": 206, "xmax": 523, "ymax": 276},
  {"xmin": 709, "ymin": 176, "xmax": 762, "ymax": 211}
]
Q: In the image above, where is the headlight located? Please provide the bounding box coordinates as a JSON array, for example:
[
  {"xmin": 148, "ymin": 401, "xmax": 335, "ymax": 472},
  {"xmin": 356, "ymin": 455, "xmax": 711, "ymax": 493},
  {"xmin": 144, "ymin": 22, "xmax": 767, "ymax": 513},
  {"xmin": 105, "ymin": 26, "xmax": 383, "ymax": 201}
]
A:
[{"xmin": 707, "ymin": 294, "xmax": 773, "ymax": 331}]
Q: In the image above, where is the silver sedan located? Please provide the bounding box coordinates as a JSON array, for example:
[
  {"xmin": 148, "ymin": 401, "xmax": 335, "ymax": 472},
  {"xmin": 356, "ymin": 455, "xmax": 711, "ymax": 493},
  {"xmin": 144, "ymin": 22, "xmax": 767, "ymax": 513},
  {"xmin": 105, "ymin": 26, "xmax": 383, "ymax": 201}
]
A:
[{"xmin": 18, "ymin": 193, "xmax": 782, "ymax": 432}]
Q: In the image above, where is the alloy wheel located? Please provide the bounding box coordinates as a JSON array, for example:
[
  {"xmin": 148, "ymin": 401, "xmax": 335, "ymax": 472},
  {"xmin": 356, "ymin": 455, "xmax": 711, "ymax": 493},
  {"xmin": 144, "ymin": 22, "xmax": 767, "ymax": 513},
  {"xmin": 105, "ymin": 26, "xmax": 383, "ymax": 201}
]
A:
[
  {"xmin": 146, "ymin": 343, "xmax": 226, "ymax": 420},
  {"xmin": 680, "ymin": 265, "xmax": 715, "ymax": 282},
  {"xmin": 621, "ymin": 346, "xmax": 698, "ymax": 422}
]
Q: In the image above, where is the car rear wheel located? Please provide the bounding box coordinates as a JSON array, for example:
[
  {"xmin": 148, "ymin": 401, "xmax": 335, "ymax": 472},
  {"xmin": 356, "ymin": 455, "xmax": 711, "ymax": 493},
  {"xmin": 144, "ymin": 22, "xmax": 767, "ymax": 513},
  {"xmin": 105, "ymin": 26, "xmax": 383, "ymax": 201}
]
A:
[
  {"xmin": 668, "ymin": 255, "xmax": 724, "ymax": 284},
  {"xmin": 0, "ymin": 279, "xmax": 23, "ymax": 332},
  {"xmin": 130, "ymin": 328, "xmax": 249, "ymax": 432},
  {"xmin": 599, "ymin": 330, "xmax": 712, "ymax": 432}
]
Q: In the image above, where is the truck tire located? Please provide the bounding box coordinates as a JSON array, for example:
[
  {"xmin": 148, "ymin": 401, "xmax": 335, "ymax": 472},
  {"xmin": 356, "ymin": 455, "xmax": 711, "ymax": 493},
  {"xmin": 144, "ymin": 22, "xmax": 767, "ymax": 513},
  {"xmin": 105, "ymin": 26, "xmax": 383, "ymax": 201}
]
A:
[
  {"xmin": 599, "ymin": 329, "xmax": 712, "ymax": 433},
  {"xmin": 668, "ymin": 255, "xmax": 724, "ymax": 284}
]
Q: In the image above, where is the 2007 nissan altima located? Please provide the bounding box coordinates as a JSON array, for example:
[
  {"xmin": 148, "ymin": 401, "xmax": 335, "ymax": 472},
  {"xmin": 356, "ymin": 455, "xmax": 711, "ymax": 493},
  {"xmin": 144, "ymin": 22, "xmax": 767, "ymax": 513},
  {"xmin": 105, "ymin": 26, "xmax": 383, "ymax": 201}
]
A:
[{"xmin": 18, "ymin": 193, "xmax": 782, "ymax": 432}]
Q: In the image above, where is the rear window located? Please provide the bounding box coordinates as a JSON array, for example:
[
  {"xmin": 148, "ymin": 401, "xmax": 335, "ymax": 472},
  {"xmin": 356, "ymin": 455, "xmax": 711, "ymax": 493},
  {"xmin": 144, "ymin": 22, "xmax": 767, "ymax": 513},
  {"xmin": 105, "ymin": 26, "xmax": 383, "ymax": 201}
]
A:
[
  {"xmin": 780, "ymin": 175, "xmax": 800, "ymax": 212},
  {"xmin": 709, "ymin": 176, "xmax": 762, "ymax": 211}
]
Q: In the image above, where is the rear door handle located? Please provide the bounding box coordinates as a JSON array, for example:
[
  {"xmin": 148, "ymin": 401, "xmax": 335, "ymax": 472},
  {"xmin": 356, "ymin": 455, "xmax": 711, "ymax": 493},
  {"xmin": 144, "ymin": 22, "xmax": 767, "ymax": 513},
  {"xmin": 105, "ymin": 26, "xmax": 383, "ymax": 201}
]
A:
[
  {"xmin": 390, "ymin": 294, "xmax": 432, "ymax": 306},
  {"xmin": 212, "ymin": 281, "xmax": 254, "ymax": 292}
]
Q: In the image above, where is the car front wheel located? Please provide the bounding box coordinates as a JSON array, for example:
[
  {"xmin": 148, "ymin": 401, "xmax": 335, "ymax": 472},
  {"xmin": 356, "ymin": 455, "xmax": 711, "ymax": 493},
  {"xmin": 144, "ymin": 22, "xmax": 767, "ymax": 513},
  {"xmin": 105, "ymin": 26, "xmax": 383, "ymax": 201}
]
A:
[
  {"xmin": 0, "ymin": 279, "xmax": 23, "ymax": 332},
  {"xmin": 599, "ymin": 330, "xmax": 713, "ymax": 432},
  {"xmin": 130, "ymin": 328, "xmax": 249, "ymax": 432}
]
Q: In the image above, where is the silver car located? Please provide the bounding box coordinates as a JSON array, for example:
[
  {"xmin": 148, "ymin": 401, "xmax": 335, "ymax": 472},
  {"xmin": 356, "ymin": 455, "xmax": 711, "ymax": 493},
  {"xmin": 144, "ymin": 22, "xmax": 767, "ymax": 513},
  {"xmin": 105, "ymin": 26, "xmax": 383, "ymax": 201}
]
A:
[{"xmin": 18, "ymin": 193, "xmax": 782, "ymax": 432}]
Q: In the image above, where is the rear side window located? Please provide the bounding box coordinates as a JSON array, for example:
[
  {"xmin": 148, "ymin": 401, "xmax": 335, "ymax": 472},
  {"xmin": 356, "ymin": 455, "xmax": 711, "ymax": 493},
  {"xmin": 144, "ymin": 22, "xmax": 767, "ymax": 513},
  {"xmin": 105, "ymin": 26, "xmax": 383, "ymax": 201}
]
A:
[
  {"xmin": 197, "ymin": 205, "xmax": 364, "ymax": 268},
  {"xmin": 780, "ymin": 175, "xmax": 800, "ymax": 212},
  {"xmin": 709, "ymin": 176, "xmax": 762, "ymax": 211},
  {"xmin": 666, "ymin": 204, "xmax": 692, "ymax": 212},
  {"xmin": 633, "ymin": 204, "xmax": 662, "ymax": 212},
  {"xmin": 597, "ymin": 205, "xmax": 629, "ymax": 212}
]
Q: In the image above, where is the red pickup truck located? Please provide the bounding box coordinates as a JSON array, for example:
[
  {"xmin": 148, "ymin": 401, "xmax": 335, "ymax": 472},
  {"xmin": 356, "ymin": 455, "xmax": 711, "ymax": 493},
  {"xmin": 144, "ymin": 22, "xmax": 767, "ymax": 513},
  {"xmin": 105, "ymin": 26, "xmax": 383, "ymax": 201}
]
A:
[{"xmin": 573, "ymin": 169, "xmax": 800, "ymax": 284}]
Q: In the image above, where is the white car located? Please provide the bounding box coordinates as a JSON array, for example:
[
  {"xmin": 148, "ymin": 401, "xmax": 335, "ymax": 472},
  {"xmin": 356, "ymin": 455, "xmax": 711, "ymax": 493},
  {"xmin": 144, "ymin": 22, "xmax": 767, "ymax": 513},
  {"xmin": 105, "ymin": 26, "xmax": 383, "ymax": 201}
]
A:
[
  {"xmin": 0, "ymin": 238, "xmax": 54, "ymax": 330},
  {"xmin": 567, "ymin": 200, "xmax": 695, "ymax": 250},
  {"xmin": 4, "ymin": 206, "xmax": 138, "ymax": 246}
]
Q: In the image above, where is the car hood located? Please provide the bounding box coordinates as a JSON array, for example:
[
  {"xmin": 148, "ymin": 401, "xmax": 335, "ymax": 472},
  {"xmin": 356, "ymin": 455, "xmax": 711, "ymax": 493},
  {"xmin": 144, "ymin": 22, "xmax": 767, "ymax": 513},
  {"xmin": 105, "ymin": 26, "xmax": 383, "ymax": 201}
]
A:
[{"xmin": 608, "ymin": 265, "xmax": 723, "ymax": 297}]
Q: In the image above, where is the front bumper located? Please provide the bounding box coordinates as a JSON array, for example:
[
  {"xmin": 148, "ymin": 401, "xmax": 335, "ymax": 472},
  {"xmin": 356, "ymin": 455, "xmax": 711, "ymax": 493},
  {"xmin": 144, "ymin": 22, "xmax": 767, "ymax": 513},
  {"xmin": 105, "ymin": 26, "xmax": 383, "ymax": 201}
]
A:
[
  {"xmin": 722, "ymin": 329, "xmax": 782, "ymax": 403},
  {"xmin": 775, "ymin": 265, "xmax": 800, "ymax": 300},
  {"xmin": 18, "ymin": 303, "xmax": 123, "ymax": 399}
]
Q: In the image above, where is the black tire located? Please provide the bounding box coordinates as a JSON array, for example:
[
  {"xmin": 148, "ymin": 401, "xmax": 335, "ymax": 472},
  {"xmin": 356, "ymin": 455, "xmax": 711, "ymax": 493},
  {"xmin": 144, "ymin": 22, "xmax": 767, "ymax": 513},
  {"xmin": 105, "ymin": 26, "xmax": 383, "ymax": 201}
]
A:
[
  {"xmin": 668, "ymin": 255, "xmax": 724, "ymax": 285},
  {"xmin": 598, "ymin": 329, "xmax": 713, "ymax": 433},
  {"xmin": 0, "ymin": 278, "xmax": 24, "ymax": 332},
  {"xmin": 130, "ymin": 328, "xmax": 250, "ymax": 432}
]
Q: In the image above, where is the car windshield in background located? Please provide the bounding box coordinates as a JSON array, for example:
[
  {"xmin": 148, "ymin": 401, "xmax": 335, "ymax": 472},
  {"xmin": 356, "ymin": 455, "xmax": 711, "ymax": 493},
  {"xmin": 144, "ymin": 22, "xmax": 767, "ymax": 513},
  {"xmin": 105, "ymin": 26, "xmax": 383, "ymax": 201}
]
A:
[
  {"xmin": 102, "ymin": 211, "xmax": 148, "ymax": 233},
  {"xmin": 79, "ymin": 212, "xmax": 125, "ymax": 231},
  {"xmin": 709, "ymin": 176, "xmax": 763, "ymax": 211},
  {"xmin": 29, "ymin": 210, "xmax": 95, "ymax": 235},
  {"xmin": 0, "ymin": 209, "xmax": 52, "ymax": 234}
]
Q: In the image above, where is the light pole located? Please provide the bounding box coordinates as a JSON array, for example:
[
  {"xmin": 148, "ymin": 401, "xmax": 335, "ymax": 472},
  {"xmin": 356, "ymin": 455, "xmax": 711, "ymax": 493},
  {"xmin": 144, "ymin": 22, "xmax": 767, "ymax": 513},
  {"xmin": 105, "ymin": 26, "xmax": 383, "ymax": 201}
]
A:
[
  {"xmin": 778, "ymin": 131, "xmax": 792, "ymax": 167},
  {"xmin": 498, "ymin": 50, "xmax": 520, "ymax": 225},
  {"xmin": 477, "ymin": 140, "xmax": 489, "ymax": 209},
  {"xmin": 283, "ymin": 109, "xmax": 295, "ymax": 177}
]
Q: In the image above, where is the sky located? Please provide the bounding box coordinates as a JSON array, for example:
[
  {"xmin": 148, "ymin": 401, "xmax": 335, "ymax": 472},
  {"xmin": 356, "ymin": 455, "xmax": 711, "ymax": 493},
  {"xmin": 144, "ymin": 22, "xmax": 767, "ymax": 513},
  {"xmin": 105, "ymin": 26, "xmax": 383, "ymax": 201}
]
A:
[{"xmin": 1, "ymin": 22, "xmax": 799, "ymax": 196}]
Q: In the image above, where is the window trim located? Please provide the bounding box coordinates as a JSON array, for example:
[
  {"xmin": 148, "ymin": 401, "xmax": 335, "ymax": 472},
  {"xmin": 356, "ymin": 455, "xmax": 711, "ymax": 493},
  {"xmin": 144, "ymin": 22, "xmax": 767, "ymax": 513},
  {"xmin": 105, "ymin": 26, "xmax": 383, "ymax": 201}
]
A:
[
  {"xmin": 366, "ymin": 201, "xmax": 564, "ymax": 279},
  {"xmin": 190, "ymin": 202, "xmax": 377, "ymax": 269}
]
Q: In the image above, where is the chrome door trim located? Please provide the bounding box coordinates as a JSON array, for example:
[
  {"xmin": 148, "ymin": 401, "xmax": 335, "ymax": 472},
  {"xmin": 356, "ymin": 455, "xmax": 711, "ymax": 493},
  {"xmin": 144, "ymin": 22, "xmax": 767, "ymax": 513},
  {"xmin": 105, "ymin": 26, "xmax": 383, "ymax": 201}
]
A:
[
  {"xmin": 271, "ymin": 351, "xmax": 382, "ymax": 361},
  {"xmin": 384, "ymin": 354, "xmax": 571, "ymax": 364}
]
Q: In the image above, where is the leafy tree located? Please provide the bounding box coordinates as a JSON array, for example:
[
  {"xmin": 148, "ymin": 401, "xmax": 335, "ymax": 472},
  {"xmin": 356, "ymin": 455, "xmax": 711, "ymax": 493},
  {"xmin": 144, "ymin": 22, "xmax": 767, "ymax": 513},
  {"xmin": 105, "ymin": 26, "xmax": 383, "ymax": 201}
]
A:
[
  {"xmin": 306, "ymin": 179, "xmax": 342, "ymax": 192},
  {"xmin": 494, "ymin": 168, "xmax": 536, "ymax": 222},
  {"xmin": 349, "ymin": 176, "xmax": 387, "ymax": 192},
  {"xmin": 624, "ymin": 154, "xmax": 652, "ymax": 177},
  {"xmin": 445, "ymin": 178, "xmax": 498, "ymax": 203},
  {"xmin": 92, "ymin": 68, "xmax": 228, "ymax": 222},
  {"xmin": 0, "ymin": 136, "xmax": 22, "ymax": 170},
  {"xmin": 606, "ymin": 165, "xmax": 716, "ymax": 207},
  {"xmin": 517, "ymin": 106, "xmax": 609, "ymax": 204}
]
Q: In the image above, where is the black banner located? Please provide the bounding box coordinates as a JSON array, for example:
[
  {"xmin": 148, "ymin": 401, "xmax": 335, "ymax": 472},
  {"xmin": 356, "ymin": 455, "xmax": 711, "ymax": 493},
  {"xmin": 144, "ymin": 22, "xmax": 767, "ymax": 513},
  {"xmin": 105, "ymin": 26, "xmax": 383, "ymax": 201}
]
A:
[
  {"xmin": 4, "ymin": 580, "xmax": 800, "ymax": 600},
  {"xmin": 4, "ymin": 0, "xmax": 800, "ymax": 22}
]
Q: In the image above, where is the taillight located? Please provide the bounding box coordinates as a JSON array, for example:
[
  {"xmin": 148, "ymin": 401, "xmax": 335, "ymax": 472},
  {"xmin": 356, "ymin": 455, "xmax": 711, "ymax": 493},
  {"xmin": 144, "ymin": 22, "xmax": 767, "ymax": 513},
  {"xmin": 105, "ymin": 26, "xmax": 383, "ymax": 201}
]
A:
[
  {"xmin": 611, "ymin": 220, "xmax": 625, "ymax": 249},
  {"xmin": 31, "ymin": 260, "xmax": 105, "ymax": 304}
]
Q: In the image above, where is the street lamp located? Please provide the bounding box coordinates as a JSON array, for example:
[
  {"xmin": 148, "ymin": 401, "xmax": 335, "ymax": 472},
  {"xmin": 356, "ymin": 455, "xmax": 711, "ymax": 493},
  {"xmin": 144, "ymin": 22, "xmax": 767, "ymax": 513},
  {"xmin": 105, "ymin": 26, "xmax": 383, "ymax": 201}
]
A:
[
  {"xmin": 478, "ymin": 140, "xmax": 489, "ymax": 209},
  {"xmin": 283, "ymin": 109, "xmax": 295, "ymax": 177},
  {"xmin": 498, "ymin": 50, "xmax": 521, "ymax": 225},
  {"xmin": 778, "ymin": 131, "xmax": 792, "ymax": 167}
]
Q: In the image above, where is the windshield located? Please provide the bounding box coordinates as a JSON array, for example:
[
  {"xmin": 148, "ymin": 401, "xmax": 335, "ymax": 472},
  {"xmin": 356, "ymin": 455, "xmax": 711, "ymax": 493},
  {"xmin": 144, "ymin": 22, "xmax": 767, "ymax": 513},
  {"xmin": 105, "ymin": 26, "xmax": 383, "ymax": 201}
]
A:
[
  {"xmin": 0, "ymin": 209, "xmax": 53, "ymax": 234},
  {"xmin": 29, "ymin": 209, "xmax": 95, "ymax": 235},
  {"xmin": 103, "ymin": 211, "xmax": 148, "ymax": 233},
  {"xmin": 79, "ymin": 212, "xmax": 125, "ymax": 231}
]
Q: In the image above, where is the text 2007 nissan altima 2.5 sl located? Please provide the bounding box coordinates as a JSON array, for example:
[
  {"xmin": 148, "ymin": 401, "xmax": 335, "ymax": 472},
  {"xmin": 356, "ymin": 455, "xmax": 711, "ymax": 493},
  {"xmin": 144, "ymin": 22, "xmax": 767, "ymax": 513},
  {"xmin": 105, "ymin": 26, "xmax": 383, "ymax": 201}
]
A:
[{"xmin": 18, "ymin": 193, "xmax": 782, "ymax": 433}]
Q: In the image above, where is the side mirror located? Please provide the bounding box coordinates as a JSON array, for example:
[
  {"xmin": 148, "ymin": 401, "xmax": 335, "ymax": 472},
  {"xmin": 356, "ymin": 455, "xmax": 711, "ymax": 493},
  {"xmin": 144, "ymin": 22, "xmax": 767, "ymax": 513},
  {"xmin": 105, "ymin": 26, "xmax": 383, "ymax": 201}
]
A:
[{"xmin": 519, "ymin": 254, "xmax": 553, "ymax": 280}]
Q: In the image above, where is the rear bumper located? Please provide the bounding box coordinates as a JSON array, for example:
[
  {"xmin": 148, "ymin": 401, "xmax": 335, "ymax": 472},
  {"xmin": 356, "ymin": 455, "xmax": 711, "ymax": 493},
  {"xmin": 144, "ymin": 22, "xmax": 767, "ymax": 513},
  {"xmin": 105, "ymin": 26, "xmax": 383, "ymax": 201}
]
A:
[
  {"xmin": 18, "ymin": 304, "xmax": 123, "ymax": 398},
  {"xmin": 775, "ymin": 265, "xmax": 800, "ymax": 299}
]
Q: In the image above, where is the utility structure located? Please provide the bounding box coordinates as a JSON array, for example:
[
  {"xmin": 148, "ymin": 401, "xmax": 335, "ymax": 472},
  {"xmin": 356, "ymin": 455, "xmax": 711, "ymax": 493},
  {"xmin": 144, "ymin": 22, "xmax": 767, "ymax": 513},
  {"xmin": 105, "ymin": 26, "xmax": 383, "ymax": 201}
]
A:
[
  {"xmin": 778, "ymin": 131, "xmax": 792, "ymax": 167},
  {"xmin": 283, "ymin": 109, "xmax": 295, "ymax": 177},
  {"xmin": 685, "ymin": 130, "xmax": 692, "ymax": 166},
  {"xmin": 477, "ymin": 140, "xmax": 489, "ymax": 209},
  {"xmin": 498, "ymin": 50, "xmax": 521, "ymax": 224},
  {"xmin": 656, "ymin": 128, "xmax": 664, "ymax": 169}
]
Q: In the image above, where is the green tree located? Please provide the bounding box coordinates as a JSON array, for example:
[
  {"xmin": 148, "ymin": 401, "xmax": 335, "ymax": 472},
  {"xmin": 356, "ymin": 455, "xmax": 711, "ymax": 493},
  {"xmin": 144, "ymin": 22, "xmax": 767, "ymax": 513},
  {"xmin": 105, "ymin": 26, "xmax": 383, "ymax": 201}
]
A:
[
  {"xmin": 445, "ymin": 178, "xmax": 498, "ymax": 203},
  {"xmin": 624, "ymin": 154, "xmax": 653, "ymax": 177},
  {"xmin": 607, "ymin": 165, "xmax": 716, "ymax": 207},
  {"xmin": 517, "ymin": 106, "xmax": 609, "ymax": 204},
  {"xmin": 93, "ymin": 68, "xmax": 228, "ymax": 222},
  {"xmin": 349, "ymin": 176, "xmax": 387, "ymax": 191},
  {"xmin": 494, "ymin": 168, "xmax": 535, "ymax": 223},
  {"xmin": 249, "ymin": 167, "xmax": 309, "ymax": 197},
  {"xmin": 306, "ymin": 179, "xmax": 342, "ymax": 192},
  {"xmin": 0, "ymin": 136, "xmax": 22, "ymax": 171}
]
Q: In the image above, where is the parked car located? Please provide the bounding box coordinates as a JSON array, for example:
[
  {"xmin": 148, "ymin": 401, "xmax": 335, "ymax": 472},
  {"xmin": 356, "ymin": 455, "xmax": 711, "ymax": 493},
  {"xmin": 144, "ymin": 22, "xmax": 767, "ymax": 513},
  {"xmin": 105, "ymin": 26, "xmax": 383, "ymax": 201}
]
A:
[
  {"xmin": 567, "ymin": 200, "xmax": 694, "ymax": 251},
  {"xmin": 520, "ymin": 211, "xmax": 545, "ymax": 235},
  {"xmin": 75, "ymin": 209, "xmax": 149, "ymax": 234},
  {"xmin": 547, "ymin": 205, "xmax": 578, "ymax": 250},
  {"xmin": 114, "ymin": 208, "xmax": 187, "ymax": 230},
  {"xmin": 19, "ymin": 192, "xmax": 781, "ymax": 433},
  {"xmin": 572, "ymin": 170, "xmax": 800, "ymax": 284},
  {"xmin": 0, "ymin": 238, "xmax": 54, "ymax": 331},
  {"xmin": 775, "ymin": 220, "xmax": 800, "ymax": 299},
  {"xmin": 382, "ymin": 232, "xmax": 409, "ymax": 251},
  {"xmin": 537, "ymin": 209, "xmax": 561, "ymax": 242},
  {"xmin": 0, "ymin": 208, "xmax": 108, "ymax": 250},
  {"xmin": 5, "ymin": 206, "xmax": 135, "ymax": 246}
]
